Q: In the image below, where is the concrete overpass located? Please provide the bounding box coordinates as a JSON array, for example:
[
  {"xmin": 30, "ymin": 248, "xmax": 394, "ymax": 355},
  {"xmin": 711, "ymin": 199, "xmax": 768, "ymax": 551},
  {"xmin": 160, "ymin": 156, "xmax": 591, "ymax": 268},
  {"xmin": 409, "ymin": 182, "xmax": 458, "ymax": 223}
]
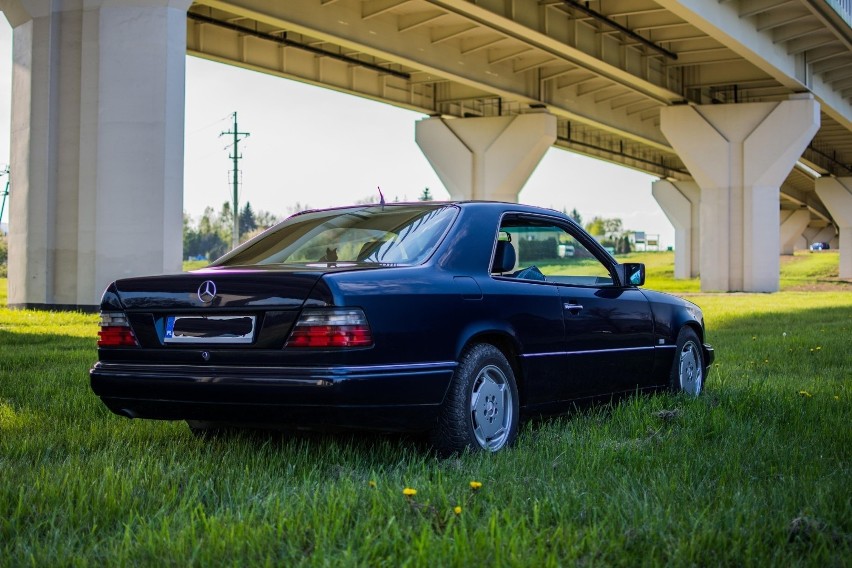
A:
[{"xmin": 1, "ymin": 0, "xmax": 851, "ymax": 309}]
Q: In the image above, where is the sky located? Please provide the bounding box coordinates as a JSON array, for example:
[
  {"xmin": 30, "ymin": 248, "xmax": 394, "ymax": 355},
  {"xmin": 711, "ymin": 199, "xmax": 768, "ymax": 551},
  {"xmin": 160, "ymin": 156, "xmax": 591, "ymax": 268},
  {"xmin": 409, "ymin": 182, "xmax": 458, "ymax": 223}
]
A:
[{"xmin": 0, "ymin": 17, "xmax": 674, "ymax": 247}]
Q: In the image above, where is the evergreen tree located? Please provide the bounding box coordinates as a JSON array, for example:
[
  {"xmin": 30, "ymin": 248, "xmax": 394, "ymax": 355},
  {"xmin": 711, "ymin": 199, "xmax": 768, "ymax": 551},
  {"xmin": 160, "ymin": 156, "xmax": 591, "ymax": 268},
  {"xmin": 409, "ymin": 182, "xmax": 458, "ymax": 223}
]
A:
[
  {"xmin": 239, "ymin": 202, "xmax": 257, "ymax": 239},
  {"xmin": 568, "ymin": 208, "xmax": 582, "ymax": 225}
]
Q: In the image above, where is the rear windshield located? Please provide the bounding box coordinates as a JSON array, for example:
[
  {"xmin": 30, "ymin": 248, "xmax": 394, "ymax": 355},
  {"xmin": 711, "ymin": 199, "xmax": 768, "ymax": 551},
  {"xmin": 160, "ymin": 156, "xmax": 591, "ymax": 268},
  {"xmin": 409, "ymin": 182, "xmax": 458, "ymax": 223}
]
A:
[{"xmin": 213, "ymin": 204, "xmax": 458, "ymax": 267}]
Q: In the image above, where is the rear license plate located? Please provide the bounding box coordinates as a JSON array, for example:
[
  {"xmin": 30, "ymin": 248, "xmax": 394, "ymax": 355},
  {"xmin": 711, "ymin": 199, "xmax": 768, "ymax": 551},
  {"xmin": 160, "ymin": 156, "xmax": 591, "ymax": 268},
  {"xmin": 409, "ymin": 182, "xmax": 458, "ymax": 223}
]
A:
[{"xmin": 164, "ymin": 315, "xmax": 256, "ymax": 344}]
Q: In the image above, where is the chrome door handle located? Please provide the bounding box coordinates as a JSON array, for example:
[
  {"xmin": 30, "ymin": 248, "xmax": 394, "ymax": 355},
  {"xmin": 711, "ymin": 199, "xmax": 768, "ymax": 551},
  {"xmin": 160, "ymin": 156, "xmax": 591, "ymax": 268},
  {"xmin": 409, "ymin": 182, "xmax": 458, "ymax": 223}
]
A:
[{"xmin": 563, "ymin": 303, "xmax": 583, "ymax": 313}]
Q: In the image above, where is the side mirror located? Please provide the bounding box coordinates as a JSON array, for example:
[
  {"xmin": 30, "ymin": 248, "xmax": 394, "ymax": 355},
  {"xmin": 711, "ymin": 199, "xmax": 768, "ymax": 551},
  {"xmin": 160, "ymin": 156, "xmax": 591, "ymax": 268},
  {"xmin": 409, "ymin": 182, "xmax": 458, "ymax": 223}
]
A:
[{"xmin": 618, "ymin": 263, "xmax": 645, "ymax": 287}]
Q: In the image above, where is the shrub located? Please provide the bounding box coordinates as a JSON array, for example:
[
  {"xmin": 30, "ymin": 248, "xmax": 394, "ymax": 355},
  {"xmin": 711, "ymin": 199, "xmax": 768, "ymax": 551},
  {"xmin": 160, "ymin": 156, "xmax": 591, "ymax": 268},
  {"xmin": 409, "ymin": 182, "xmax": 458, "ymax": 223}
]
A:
[
  {"xmin": 0, "ymin": 233, "xmax": 7, "ymax": 277},
  {"xmin": 518, "ymin": 237, "xmax": 558, "ymax": 260}
]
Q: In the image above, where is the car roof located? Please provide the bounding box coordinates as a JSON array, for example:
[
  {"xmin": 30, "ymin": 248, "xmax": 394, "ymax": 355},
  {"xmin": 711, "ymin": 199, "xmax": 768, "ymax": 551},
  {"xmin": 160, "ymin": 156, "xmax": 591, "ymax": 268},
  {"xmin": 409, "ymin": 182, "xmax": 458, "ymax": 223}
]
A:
[
  {"xmin": 293, "ymin": 200, "xmax": 564, "ymax": 215},
  {"xmin": 292, "ymin": 200, "xmax": 560, "ymax": 210}
]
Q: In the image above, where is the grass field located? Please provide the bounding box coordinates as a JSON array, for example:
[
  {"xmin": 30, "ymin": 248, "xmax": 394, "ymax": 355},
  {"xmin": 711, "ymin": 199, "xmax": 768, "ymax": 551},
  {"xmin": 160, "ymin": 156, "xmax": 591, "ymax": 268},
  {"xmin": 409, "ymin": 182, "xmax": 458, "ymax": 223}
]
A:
[{"xmin": 1, "ymin": 254, "xmax": 850, "ymax": 566}]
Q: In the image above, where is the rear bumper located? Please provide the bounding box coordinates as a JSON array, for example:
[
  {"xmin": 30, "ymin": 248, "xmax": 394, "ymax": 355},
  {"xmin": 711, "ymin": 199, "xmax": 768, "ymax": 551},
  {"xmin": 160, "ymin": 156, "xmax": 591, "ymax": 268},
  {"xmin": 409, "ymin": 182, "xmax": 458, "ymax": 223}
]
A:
[{"xmin": 90, "ymin": 361, "xmax": 456, "ymax": 432}]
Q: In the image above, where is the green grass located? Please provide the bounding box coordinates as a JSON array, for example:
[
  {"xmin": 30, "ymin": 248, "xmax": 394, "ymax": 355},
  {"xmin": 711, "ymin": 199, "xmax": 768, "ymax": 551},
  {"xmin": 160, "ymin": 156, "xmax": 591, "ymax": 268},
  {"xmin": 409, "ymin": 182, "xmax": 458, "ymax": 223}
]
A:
[
  {"xmin": 611, "ymin": 250, "xmax": 847, "ymax": 293},
  {"xmin": 184, "ymin": 260, "xmax": 209, "ymax": 272},
  {"xmin": 618, "ymin": 251, "xmax": 701, "ymax": 292},
  {"xmin": 1, "ymin": 258, "xmax": 851, "ymax": 565},
  {"xmin": 779, "ymin": 251, "xmax": 845, "ymax": 289}
]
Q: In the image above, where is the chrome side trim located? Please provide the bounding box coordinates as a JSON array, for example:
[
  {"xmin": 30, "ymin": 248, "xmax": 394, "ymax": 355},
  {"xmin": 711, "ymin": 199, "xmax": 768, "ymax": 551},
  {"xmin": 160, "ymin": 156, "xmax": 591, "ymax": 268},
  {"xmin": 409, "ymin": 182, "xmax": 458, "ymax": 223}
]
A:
[{"xmin": 520, "ymin": 346, "xmax": 657, "ymax": 359}]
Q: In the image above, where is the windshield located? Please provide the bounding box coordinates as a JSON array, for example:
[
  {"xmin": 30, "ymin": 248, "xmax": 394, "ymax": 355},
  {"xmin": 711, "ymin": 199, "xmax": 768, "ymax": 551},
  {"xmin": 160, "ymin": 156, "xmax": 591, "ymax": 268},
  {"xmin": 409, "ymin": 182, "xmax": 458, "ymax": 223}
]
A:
[{"xmin": 213, "ymin": 204, "xmax": 458, "ymax": 267}]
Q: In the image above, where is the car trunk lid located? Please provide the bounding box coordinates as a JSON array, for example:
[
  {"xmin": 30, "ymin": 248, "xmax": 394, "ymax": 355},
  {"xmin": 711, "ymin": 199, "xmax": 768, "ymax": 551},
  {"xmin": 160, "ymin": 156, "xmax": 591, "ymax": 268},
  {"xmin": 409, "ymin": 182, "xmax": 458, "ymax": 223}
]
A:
[
  {"xmin": 109, "ymin": 268, "xmax": 329, "ymax": 350},
  {"xmin": 114, "ymin": 267, "xmax": 328, "ymax": 310}
]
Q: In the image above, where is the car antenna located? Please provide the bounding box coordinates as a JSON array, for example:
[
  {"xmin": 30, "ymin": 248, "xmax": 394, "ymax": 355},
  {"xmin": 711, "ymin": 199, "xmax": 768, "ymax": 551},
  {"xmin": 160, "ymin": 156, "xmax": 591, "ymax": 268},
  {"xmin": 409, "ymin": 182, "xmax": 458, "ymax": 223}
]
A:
[{"xmin": 377, "ymin": 186, "xmax": 385, "ymax": 207}]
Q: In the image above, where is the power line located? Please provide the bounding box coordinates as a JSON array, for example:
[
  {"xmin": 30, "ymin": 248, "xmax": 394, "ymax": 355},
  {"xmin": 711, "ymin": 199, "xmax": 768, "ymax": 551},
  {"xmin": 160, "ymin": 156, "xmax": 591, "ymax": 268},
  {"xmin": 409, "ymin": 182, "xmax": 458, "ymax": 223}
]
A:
[
  {"xmin": 219, "ymin": 112, "xmax": 250, "ymax": 250},
  {"xmin": 186, "ymin": 113, "xmax": 231, "ymax": 137}
]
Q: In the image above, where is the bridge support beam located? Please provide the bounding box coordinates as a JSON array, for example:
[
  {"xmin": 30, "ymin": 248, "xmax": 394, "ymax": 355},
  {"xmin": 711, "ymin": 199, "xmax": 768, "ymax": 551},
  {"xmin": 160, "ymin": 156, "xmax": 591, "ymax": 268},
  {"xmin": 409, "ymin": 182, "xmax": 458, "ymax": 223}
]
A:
[
  {"xmin": 815, "ymin": 177, "xmax": 852, "ymax": 278},
  {"xmin": 780, "ymin": 210, "xmax": 811, "ymax": 255},
  {"xmin": 3, "ymin": 0, "xmax": 190, "ymax": 310},
  {"xmin": 660, "ymin": 96, "xmax": 820, "ymax": 292},
  {"xmin": 651, "ymin": 180, "xmax": 700, "ymax": 279},
  {"xmin": 415, "ymin": 113, "xmax": 556, "ymax": 202}
]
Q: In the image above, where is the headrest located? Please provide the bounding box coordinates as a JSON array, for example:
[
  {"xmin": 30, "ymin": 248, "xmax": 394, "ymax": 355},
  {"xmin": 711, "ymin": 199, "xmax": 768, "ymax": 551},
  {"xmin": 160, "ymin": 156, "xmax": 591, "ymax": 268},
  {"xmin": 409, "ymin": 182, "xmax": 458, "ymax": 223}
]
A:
[{"xmin": 491, "ymin": 240, "xmax": 516, "ymax": 274}]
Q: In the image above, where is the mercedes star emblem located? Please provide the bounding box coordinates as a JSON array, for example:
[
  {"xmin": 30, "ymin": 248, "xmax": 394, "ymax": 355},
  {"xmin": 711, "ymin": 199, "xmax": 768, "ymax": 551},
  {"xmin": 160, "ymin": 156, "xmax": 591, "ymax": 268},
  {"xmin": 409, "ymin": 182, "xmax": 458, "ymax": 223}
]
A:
[{"xmin": 197, "ymin": 280, "xmax": 217, "ymax": 304}]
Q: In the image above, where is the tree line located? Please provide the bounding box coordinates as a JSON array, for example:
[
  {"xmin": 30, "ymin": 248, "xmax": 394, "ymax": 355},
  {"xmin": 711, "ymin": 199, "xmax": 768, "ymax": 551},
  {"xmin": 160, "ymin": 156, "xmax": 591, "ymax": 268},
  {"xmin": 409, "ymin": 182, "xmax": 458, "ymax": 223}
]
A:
[
  {"xmin": 566, "ymin": 208, "xmax": 633, "ymax": 254},
  {"xmin": 183, "ymin": 202, "xmax": 279, "ymax": 261}
]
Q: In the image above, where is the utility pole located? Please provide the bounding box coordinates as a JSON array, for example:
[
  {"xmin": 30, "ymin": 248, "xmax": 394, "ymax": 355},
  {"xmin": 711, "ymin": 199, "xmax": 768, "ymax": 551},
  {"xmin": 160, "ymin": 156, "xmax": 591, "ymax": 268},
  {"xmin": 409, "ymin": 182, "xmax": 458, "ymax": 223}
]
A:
[{"xmin": 220, "ymin": 112, "xmax": 250, "ymax": 249}]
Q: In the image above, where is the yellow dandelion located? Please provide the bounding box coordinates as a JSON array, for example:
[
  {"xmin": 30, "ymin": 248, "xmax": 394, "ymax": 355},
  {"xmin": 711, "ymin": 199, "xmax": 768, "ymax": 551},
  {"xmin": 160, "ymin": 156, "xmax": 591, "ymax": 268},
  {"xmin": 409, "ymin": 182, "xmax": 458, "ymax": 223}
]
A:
[
  {"xmin": 454, "ymin": 506, "xmax": 462, "ymax": 515},
  {"xmin": 834, "ymin": 395, "xmax": 840, "ymax": 400},
  {"xmin": 815, "ymin": 346, "xmax": 822, "ymax": 351},
  {"xmin": 752, "ymin": 336, "xmax": 757, "ymax": 341},
  {"xmin": 470, "ymin": 481, "xmax": 482, "ymax": 491},
  {"xmin": 369, "ymin": 480, "xmax": 377, "ymax": 489},
  {"xmin": 798, "ymin": 390, "xmax": 812, "ymax": 398},
  {"xmin": 402, "ymin": 487, "xmax": 417, "ymax": 497}
]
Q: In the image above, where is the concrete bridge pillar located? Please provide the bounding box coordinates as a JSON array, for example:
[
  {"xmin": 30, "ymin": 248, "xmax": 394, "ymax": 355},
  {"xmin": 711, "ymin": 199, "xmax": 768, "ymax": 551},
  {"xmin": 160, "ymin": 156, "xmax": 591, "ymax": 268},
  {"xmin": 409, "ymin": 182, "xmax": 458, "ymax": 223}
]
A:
[
  {"xmin": 2, "ymin": 0, "xmax": 191, "ymax": 309},
  {"xmin": 780, "ymin": 209, "xmax": 811, "ymax": 255},
  {"xmin": 415, "ymin": 112, "xmax": 556, "ymax": 202},
  {"xmin": 651, "ymin": 179, "xmax": 700, "ymax": 279},
  {"xmin": 660, "ymin": 95, "xmax": 820, "ymax": 292},
  {"xmin": 815, "ymin": 177, "xmax": 852, "ymax": 278}
]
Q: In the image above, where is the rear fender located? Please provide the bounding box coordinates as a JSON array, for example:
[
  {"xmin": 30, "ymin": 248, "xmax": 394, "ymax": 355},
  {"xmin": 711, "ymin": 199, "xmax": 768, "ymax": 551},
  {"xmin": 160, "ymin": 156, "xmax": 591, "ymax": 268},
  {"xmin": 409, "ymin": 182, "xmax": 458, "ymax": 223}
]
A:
[
  {"xmin": 454, "ymin": 321, "xmax": 521, "ymax": 362},
  {"xmin": 453, "ymin": 322, "xmax": 525, "ymax": 398}
]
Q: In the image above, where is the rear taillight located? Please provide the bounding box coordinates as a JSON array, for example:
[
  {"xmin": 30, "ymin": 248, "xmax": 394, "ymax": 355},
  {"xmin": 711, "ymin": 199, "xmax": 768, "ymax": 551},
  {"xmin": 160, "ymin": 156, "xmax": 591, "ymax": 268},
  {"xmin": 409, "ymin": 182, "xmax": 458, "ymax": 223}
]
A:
[
  {"xmin": 97, "ymin": 312, "xmax": 139, "ymax": 347},
  {"xmin": 285, "ymin": 308, "xmax": 373, "ymax": 349}
]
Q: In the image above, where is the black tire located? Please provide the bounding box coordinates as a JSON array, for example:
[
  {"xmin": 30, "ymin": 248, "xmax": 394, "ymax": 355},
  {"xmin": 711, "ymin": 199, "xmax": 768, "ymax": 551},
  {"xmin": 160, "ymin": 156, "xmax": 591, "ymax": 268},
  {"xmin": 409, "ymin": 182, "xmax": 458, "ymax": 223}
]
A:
[
  {"xmin": 669, "ymin": 327, "xmax": 704, "ymax": 396},
  {"xmin": 432, "ymin": 343, "xmax": 520, "ymax": 455}
]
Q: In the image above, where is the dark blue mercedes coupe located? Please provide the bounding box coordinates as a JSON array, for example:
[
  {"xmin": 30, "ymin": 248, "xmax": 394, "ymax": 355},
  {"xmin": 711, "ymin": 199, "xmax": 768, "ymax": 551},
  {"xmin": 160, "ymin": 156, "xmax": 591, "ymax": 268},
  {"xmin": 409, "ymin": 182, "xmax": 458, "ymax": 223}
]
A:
[{"xmin": 90, "ymin": 201, "xmax": 713, "ymax": 454}]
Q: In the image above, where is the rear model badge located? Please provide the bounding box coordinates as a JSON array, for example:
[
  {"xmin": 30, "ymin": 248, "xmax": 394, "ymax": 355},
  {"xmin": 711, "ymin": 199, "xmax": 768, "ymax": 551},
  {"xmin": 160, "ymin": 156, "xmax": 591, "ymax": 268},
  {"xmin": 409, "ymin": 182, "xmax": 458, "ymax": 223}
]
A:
[{"xmin": 197, "ymin": 280, "xmax": 217, "ymax": 304}]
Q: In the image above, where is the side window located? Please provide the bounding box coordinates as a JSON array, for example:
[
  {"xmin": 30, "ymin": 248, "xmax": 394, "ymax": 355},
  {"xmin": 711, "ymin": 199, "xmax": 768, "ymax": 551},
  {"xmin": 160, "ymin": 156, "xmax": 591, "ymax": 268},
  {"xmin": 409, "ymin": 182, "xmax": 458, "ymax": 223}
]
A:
[{"xmin": 495, "ymin": 219, "xmax": 614, "ymax": 286}]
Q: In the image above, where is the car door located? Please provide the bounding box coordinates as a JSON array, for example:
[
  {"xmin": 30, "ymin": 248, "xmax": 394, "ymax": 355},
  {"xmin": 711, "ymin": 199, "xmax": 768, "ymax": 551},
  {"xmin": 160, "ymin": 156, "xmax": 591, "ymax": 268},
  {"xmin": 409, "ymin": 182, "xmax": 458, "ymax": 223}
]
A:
[{"xmin": 501, "ymin": 214, "xmax": 655, "ymax": 400}]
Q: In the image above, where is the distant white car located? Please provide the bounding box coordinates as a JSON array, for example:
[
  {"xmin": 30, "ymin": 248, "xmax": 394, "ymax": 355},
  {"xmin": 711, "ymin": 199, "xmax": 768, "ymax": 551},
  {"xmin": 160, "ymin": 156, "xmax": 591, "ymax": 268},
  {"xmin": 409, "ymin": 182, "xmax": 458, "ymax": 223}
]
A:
[
  {"xmin": 557, "ymin": 244, "xmax": 575, "ymax": 258},
  {"xmin": 809, "ymin": 242, "xmax": 830, "ymax": 251}
]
